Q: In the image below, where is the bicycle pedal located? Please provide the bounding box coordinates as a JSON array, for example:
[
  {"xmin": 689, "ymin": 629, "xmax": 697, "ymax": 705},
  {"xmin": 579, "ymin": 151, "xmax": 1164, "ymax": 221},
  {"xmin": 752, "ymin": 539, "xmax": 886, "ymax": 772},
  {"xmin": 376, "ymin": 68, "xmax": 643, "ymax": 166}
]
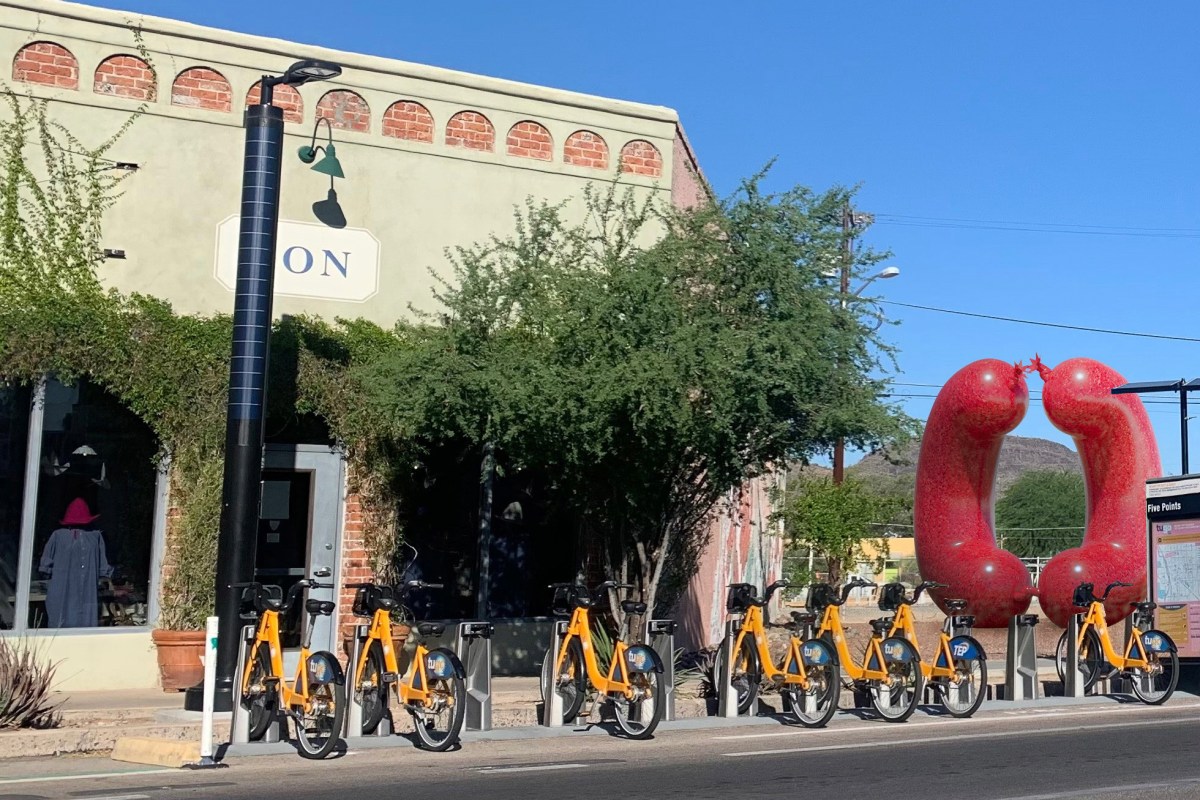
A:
[{"xmin": 381, "ymin": 672, "xmax": 399, "ymax": 683}]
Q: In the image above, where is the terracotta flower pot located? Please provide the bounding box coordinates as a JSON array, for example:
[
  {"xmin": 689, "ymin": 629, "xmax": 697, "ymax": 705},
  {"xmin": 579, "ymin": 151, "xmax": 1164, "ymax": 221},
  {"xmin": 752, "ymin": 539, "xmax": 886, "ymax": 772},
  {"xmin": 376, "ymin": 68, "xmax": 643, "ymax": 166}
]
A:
[
  {"xmin": 151, "ymin": 628, "xmax": 206, "ymax": 692},
  {"xmin": 342, "ymin": 624, "xmax": 411, "ymax": 660}
]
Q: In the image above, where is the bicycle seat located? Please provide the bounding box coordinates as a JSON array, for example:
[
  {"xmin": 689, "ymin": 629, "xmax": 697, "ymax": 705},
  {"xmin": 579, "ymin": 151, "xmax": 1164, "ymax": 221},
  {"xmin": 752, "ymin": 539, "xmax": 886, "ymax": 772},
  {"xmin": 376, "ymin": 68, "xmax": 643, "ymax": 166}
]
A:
[
  {"xmin": 305, "ymin": 599, "xmax": 336, "ymax": 616},
  {"xmin": 790, "ymin": 611, "xmax": 818, "ymax": 626},
  {"xmin": 869, "ymin": 617, "xmax": 894, "ymax": 635},
  {"xmin": 944, "ymin": 599, "xmax": 968, "ymax": 612},
  {"xmin": 1132, "ymin": 601, "xmax": 1157, "ymax": 613},
  {"xmin": 417, "ymin": 622, "xmax": 446, "ymax": 637},
  {"xmin": 621, "ymin": 600, "xmax": 648, "ymax": 615}
]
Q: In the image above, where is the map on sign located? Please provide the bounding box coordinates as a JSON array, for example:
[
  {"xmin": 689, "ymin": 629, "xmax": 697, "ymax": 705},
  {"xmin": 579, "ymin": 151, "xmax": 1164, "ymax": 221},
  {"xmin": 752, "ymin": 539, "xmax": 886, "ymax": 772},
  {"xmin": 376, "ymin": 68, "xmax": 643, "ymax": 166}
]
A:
[{"xmin": 1156, "ymin": 534, "xmax": 1200, "ymax": 603}]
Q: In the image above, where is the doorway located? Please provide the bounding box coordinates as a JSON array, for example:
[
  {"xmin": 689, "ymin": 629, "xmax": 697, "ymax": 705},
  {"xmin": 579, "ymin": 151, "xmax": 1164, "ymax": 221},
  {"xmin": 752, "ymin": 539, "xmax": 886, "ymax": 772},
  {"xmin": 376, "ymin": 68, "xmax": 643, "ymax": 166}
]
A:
[{"xmin": 257, "ymin": 445, "xmax": 343, "ymax": 673}]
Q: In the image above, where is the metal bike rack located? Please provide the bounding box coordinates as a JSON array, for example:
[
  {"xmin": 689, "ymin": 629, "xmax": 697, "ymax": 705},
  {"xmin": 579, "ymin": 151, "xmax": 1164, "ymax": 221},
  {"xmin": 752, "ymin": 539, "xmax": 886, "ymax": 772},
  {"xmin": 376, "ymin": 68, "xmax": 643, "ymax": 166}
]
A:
[
  {"xmin": 230, "ymin": 624, "xmax": 284, "ymax": 745},
  {"xmin": 455, "ymin": 621, "xmax": 495, "ymax": 732},
  {"xmin": 1004, "ymin": 614, "xmax": 1041, "ymax": 701},
  {"xmin": 542, "ymin": 620, "xmax": 568, "ymax": 728},
  {"xmin": 718, "ymin": 618, "xmax": 755, "ymax": 718},
  {"xmin": 344, "ymin": 623, "xmax": 393, "ymax": 738},
  {"xmin": 646, "ymin": 619, "xmax": 677, "ymax": 722},
  {"xmin": 1062, "ymin": 613, "xmax": 1087, "ymax": 698}
]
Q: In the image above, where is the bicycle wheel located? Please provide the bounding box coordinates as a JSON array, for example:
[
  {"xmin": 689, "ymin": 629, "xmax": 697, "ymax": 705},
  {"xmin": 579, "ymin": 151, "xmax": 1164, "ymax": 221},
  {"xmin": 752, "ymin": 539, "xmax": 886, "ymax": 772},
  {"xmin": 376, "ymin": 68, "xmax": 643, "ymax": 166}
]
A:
[
  {"xmin": 357, "ymin": 641, "xmax": 389, "ymax": 735},
  {"xmin": 241, "ymin": 646, "xmax": 276, "ymax": 741},
  {"xmin": 939, "ymin": 637, "xmax": 987, "ymax": 718},
  {"xmin": 410, "ymin": 648, "xmax": 466, "ymax": 751},
  {"xmin": 783, "ymin": 639, "xmax": 839, "ymax": 728},
  {"xmin": 292, "ymin": 657, "xmax": 346, "ymax": 760},
  {"xmin": 1129, "ymin": 631, "xmax": 1179, "ymax": 705},
  {"xmin": 611, "ymin": 669, "xmax": 664, "ymax": 740},
  {"xmin": 540, "ymin": 638, "xmax": 586, "ymax": 722},
  {"xmin": 1055, "ymin": 628, "xmax": 1103, "ymax": 691},
  {"xmin": 720, "ymin": 633, "xmax": 759, "ymax": 714},
  {"xmin": 869, "ymin": 637, "xmax": 923, "ymax": 722}
]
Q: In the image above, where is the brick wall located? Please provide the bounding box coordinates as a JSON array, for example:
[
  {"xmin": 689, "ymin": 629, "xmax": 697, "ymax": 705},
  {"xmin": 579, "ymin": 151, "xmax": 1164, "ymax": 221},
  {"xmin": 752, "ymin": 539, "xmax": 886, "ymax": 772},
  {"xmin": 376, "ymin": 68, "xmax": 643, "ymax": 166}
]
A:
[
  {"xmin": 506, "ymin": 120, "xmax": 552, "ymax": 161},
  {"xmin": 316, "ymin": 90, "xmax": 371, "ymax": 133},
  {"xmin": 564, "ymin": 130, "xmax": 609, "ymax": 170},
  {"xmin": 12, "ymin": 42, "xmax": 78, "ymax": 89},
  {"xmin": 382, "ymin": 100, "xmax": 434, "ymax": 143},
  {"xmin": 245, "ymin": 81, "xmax": 303, "ymax": 123},
  {"xmin": 170, "ymin": 67, "xmax": 231, "ymax": 112},
  {"xmin": 446, "ymin": 111, "xmax": 495, "ymax": 152},
  {"xmin": 671, "ymin": 127, "xmax": 710, "ymax": 209},
  {"xmin": 619, "ymin": 139, "xmax": 663, "ymax": 178},
  {"xmin": 337, "ymin": 492, "xmax": 370, "ymax": 657},
  {"xmin": 93, "ymin": 54, "xmax": 155, "ymax": 101}
]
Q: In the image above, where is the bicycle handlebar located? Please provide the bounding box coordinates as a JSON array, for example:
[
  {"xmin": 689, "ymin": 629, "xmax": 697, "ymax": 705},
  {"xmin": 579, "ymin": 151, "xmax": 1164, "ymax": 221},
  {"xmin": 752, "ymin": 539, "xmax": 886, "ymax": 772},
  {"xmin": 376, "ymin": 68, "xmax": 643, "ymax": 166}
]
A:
[
  {"xmin": 912, "ymin": 580, "xmax": 948, "ymax": 604},
  {"xmin": 1101, "ymin": 581, "xmax": 1132, "ymax": 601},
  {"xmin": 231, "ymin": 578, "xmax": 327, "ymax": 613},
  {"xmin": 839, "ymin": 577, "xmax": 875, "ymax": 605}
]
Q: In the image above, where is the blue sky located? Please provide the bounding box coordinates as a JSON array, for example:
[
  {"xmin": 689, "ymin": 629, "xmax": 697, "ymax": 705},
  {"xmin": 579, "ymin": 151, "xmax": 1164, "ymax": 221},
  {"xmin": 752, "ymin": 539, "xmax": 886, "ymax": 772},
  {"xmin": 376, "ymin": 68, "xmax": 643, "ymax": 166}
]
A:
[{"xmin": 90, "ymin": 1, "xmax": 1200, "ymax": 474}]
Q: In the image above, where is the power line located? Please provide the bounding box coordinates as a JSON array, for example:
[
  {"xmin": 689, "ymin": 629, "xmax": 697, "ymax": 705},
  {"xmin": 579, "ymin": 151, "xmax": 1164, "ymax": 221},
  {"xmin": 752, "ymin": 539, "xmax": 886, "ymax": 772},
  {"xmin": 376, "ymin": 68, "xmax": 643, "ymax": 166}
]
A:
[
  {"xmin": 874, "ymin": 215, "xmax": 1200, "ymax": 239},
  {"xmin": 876, "ymin": 213, "xmax": 1200, "ymax": 234},
  {"xmin": 879, "ymin": 300, "xmax": 1200, "ymax": 343}
]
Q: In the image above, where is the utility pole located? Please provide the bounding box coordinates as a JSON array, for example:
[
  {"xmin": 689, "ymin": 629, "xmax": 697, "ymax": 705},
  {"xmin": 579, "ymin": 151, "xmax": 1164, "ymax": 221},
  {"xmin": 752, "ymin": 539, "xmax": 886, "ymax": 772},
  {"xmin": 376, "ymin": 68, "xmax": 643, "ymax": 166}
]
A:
[{"xmin": 833, "ymin": 202, "xmax": 854, "ymax": 485}]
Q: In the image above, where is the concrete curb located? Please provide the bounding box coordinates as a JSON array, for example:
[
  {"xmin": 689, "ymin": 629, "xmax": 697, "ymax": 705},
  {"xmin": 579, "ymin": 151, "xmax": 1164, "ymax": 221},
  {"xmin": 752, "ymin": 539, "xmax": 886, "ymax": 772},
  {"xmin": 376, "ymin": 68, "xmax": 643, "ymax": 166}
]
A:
[{"xmin": 111, "ymin": 737, "xmax": 202, "ymax": 768}]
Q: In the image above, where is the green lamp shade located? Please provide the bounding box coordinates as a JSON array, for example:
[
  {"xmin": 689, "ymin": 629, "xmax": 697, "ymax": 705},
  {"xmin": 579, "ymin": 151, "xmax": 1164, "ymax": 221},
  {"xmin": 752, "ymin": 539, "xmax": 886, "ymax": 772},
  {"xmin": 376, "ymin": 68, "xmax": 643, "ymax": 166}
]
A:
[{"xmin": 310, "ymin": 144, "xmax": 344, "ymax": 179}]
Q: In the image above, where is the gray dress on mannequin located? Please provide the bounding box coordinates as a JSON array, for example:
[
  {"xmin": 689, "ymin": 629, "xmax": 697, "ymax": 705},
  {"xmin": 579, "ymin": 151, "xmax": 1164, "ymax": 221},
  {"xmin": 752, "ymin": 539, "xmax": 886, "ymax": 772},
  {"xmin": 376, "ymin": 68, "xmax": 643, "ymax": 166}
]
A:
[{"xmin": 38, "ymin": 527, "xmax": 112, "ymax": 628}]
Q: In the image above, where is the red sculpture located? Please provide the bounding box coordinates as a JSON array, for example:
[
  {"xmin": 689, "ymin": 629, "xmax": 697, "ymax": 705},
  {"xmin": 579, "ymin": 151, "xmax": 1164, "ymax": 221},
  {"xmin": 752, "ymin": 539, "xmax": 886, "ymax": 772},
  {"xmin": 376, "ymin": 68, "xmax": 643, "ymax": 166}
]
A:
[{"xmin": 914, "ymin": 356, "xmax": 1161, "ymax": 628}]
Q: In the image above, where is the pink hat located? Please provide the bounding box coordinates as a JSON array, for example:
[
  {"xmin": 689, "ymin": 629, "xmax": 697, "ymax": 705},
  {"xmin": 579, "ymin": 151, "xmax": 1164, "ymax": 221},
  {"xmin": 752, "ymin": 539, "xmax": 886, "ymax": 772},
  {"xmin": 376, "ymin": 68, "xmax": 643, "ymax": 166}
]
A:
[{"xmin": 60, "ymin": 498, "xmax": 99, "ymax": 526}]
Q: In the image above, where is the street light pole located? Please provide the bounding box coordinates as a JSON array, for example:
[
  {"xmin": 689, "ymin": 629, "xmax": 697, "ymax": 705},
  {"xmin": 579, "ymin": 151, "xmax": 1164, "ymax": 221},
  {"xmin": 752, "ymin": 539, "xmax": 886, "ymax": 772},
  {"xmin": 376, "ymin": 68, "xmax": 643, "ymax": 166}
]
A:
[{"xmin": 185, "ymin": 59, "xmax": 341, "ymax": 713}]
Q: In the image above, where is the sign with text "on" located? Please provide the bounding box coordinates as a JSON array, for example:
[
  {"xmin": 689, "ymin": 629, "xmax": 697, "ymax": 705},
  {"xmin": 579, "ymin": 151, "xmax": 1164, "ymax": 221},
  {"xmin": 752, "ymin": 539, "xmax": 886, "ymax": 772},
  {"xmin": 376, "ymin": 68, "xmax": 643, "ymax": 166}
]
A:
[{"xmin": 214, "ymin": 216, "xmax": 381, "ymax": 302}]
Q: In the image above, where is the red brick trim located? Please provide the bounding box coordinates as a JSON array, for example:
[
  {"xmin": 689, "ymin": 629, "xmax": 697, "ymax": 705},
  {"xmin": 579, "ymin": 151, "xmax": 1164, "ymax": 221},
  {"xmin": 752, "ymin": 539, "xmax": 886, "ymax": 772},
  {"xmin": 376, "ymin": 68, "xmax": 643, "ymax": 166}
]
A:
[
  {"xmin": 316, "ymin": 90, "xmax": 371, "ymax": 133},
  {"xmin": 13, "ymin": 42, "xmax": 78, "ymax": 90},
  {"xmin": 506, "ymin": 120, "xmax": 553, "ymax": 161},
  {"xmin": 93, "ymin": 54, "xmax": 155, "ymax": 101},
  {"xmin": 619, "ymin": 139, "xmax": 663, "ymax": 178},
  {"xmin": 245, "ymin": 81, "xmax": 304, "ymax": 123},
  {"xmin": 170, "ymin": 67, "xmax": 232, "ymax": 112},
  {"xmin": 382, "ymin": 100, "xmax": 434, "ymax": 143},
  {"xmin": 564, "ymin": 130, "xmax": 609, "ymax": 170},
  {"xmin": 445, "ymin": 110, "xmax": 494, "ymax": 152}
]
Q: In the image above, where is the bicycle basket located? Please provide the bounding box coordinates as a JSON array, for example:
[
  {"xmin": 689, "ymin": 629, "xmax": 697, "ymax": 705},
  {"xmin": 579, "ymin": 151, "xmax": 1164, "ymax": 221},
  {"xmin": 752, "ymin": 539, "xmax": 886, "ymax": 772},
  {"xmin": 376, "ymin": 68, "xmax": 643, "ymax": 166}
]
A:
[
  {"xmin": 806, "ymin": 583, "xmax": 834, "ymax": 612},
  {"xmin": 551, "ymin": 585, "xmax": 571, "ymax": 617},
  {"xmin": 878, "ymin": 582, "xmax": 906, "ymax": 612},
  {"xmin": 1072, "ymin": 583, "xmax": 1094, "ymax": 608},
  {"xmin": 726, "ymin": 583, "xmax": 755, "ymax": 613},
  {"xmin": 352, "ymin": 584, "xmax": 397, "ymax": 617}
]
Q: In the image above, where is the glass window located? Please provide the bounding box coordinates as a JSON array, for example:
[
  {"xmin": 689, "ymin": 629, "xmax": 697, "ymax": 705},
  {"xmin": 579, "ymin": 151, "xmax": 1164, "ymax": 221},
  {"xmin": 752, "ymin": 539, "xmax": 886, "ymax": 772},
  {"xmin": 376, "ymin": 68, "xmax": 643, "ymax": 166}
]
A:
[
  {"xmin": 26, "ymin": 377, "xmax": 158, "ymax": 629},
  {"xmin": 0, "ymin": 384, "xmax": 32, "ymax": 630}
]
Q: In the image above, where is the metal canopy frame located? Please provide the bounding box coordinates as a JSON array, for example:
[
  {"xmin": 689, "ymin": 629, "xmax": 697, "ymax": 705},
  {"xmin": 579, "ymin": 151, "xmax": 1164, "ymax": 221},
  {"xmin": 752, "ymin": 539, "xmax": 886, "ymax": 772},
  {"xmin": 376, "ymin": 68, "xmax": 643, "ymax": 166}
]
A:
[{"xmin": 1112, "ymin": 379, "xmax": 1200, "ymax": 474}]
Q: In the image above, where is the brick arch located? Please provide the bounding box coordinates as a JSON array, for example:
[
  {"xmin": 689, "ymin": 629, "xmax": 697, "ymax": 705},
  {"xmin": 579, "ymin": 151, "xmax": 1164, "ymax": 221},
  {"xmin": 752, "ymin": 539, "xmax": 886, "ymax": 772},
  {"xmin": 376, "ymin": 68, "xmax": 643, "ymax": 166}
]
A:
[
  {"xmin": 93, "ymin": 54, "xmax": 156, "ymax": 101},
  {"xmin": 506, "ymin": 120, "xmax": 553, "ymax": 161},
  {"xmin": 246, "ymin": 81, "xmax": 303, "ymax": 123},
  {"xmin": 564, "ymin": 130, "xmax": 609, "ymax": 170},
  {"xmin": 445, "ymin": 110, "xmax": 494, "ymax": 152},
  {"xmin": 13, "ymin": 41, "xmax": 79, "ymax": 90},
  {"xmin": 316, "ymin": 89, "xmax": 370, "ymax": 133},
  {"xmin": 170, "ymin": 67, "xmax": 232, "ymax": 112},
  {"xmin": 382, "ymin": 100, "xmax": 434, "ymax": 143},
  {"xmin": 619, "ymin": 139, "xmax": 663, "ymax": 178}
]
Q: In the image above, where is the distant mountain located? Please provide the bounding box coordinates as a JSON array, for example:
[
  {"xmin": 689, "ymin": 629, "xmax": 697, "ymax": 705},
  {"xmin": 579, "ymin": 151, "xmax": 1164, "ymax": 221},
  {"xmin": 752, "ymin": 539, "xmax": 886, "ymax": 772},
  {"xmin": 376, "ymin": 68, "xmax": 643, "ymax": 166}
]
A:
[{"xmin": 848, "ymin": 434, "xmax": 1081, "ymax": 495}]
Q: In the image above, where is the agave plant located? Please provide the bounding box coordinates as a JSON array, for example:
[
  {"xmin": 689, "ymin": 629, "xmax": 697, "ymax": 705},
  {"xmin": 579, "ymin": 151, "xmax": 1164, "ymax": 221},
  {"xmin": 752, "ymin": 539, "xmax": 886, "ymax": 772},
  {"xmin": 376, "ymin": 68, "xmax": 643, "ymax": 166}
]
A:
[{"xmin": 0, "ymin": 638, "xmax": 63, "ymax": 729}]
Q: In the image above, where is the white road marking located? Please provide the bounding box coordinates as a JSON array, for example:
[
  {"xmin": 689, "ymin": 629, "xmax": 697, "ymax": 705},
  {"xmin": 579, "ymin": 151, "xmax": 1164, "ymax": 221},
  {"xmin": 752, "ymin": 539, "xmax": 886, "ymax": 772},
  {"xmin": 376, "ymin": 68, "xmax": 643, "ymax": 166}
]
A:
[
  {"xmin": 995, "ymin": 777, "xmax": 1200, "ymax": 799},
  {"xmin": 477, "ymin": 763, "xmax": 590, "ymax": 774},
  {"xmin": 0, "ymin": 769, "xmax": 174, "ymax": 786},
  {"xmin": 721, "ymin": 716, "xmax": 1190, "ymax": 757},
  {"xmin": 711, "ymin": 701, "xmax": 1200, "ymax": 740},
  {"xmin": 71, "ymin": 795, "xmax": 151, "ymax": 800}
]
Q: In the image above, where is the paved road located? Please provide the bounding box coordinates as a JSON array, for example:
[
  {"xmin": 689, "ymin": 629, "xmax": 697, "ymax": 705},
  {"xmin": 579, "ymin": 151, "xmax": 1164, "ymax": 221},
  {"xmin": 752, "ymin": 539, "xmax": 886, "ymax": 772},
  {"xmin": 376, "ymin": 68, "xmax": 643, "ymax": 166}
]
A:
[{"xmin": 2, "ymin": 699, "xmax": 1199, "ymax": 800}]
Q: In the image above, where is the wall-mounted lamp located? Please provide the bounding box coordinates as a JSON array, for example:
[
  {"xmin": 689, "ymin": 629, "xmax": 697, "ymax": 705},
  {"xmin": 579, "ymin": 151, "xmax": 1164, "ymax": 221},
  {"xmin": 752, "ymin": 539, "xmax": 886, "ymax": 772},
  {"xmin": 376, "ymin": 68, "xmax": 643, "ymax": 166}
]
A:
[
  {"xmin": 101, "ymin": 248, "xmax": 126, "ymax": 259},
  {"xmin": 298, "ymin": 117, "xmax": 344, "ymax": 179},
  {"xmin": 112, "ymin": 162, "xmax": 139, "ymax": 171}
]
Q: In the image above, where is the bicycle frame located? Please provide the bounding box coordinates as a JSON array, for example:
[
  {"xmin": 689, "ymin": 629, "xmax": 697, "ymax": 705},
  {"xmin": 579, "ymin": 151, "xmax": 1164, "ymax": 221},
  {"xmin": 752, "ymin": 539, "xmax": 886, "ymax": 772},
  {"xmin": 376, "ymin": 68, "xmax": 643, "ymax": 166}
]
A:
[
  {"xmin": 242, "ymin": 608, "xmax": 314, "ymax": 709},
  {"xmin": 1075, "ymin": 601, "xmax": 1151, "ymax": 671},
  {"xmin": 887, "ymin": 603, "xmax": 960, "ymax": 680},
  {"xmin": 730, "ymin": 603, "xmax": 817, "ymax": 687},
  {"xmin": 554, "ymin": 605, "xmax": 637, "ymax": 697},
  {"xmin": 814, "ymin": 602, "xmax": 890, "ymax": 682},
  {"xmin": 353, "ymin": 606, "xmax": 434, "ymax": 706}
]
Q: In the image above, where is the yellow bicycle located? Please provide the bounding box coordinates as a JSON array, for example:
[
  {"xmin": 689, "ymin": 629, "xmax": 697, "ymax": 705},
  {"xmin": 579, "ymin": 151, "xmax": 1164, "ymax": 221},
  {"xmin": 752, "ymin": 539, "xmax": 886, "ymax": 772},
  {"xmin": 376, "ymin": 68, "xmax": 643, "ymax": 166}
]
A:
[
  {"xmin": 878, "ymin": 581, "xmax": 987, "ymax": 718},
  {"xmin": 540, "ymin": 580, "xmax": 664, "ymax": 739},
  {"xmin": 1054, "ymin": 581, "xmax": 1178, "ymax": 703},
  {"xmin": 804, "ymin": 577, "xmax": 924, "ymax": 722},
  {"xmin": 347, "ymin": 579, "xmax": 466, "ymax": 750},
  {"xmin": 722, "ymin": 580, "xmax": 839, "ymax": 727},
  {"xmin": 236, "ymin": 577, "xmax": 345, "ymax": 759}
]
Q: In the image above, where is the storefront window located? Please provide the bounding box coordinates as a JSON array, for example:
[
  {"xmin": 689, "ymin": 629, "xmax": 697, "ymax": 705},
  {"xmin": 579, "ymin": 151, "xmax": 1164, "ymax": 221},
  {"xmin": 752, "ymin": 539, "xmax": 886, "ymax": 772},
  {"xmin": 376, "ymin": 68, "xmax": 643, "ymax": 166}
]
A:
[
  {"xmin": 0, "ymin": 385, "xmax": 32, "ymax": 630},
  {"xmin": 20, "ymin": 378, "xmax": 158, "ymax": 630}
]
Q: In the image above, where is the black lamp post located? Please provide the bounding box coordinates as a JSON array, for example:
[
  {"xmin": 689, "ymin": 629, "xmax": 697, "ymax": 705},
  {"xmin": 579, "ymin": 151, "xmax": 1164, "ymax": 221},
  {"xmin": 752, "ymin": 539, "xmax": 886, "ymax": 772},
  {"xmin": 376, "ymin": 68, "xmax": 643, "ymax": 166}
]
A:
[{"xmin": 184, "ymin": 58, "xmax": 342, "ymax": 713}]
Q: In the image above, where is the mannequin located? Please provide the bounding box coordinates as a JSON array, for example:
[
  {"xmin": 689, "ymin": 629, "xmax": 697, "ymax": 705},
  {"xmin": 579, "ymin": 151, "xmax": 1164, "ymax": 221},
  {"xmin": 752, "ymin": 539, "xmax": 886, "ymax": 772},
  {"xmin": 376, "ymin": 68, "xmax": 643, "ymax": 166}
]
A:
[{"xmin": 38, "ymin": 498, "xmax": 112, "ymax": 628}]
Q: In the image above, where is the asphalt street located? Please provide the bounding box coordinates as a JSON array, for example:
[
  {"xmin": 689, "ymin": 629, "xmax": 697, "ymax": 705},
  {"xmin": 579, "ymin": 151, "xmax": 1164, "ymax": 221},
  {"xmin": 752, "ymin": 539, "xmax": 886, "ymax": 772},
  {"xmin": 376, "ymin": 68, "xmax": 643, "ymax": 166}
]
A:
[{"xmin": 2, "ymin": 699, "xmax": 1200, "ymax": 800}]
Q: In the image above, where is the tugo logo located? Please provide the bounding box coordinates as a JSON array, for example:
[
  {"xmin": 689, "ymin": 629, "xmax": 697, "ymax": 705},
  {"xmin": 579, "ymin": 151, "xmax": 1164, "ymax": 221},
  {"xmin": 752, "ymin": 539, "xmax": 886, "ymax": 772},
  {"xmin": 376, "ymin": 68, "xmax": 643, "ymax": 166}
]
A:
[{"xmin": 214, "ymin": 216, "xmax": 381, "ymax": 302}]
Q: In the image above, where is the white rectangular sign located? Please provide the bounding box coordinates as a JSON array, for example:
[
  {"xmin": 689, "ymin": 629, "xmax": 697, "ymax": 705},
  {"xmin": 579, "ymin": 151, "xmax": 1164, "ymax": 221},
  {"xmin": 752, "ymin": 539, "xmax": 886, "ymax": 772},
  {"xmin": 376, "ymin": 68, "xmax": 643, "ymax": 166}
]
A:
[{"xmin": 214, "ymin": 215, "xmax": 380, "ymax": 302}]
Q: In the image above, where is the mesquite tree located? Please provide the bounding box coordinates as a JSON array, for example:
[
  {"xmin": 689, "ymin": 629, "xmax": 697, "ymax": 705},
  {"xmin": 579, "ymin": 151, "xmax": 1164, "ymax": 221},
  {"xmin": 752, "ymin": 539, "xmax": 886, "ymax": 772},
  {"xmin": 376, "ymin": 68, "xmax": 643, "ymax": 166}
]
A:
[{"xmin": 355, "ymin": 172, "xmax": 913, "ymax": 616}]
